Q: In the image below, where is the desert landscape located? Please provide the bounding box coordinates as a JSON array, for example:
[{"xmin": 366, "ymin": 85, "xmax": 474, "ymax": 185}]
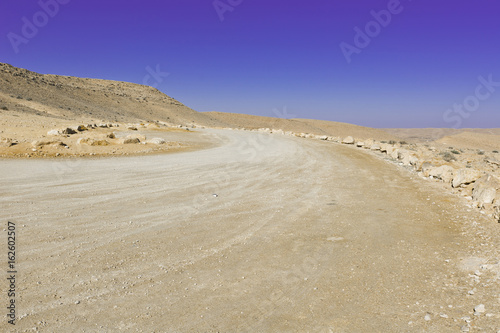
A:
[{"xmin": 1, "ymin": 62, "xmax": 500, "ymax": 332}]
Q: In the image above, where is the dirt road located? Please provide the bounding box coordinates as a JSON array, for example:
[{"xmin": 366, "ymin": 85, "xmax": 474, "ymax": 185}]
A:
[{"xmin": 1, "ymin": 129, "xmax": 499, "ymax": 332}]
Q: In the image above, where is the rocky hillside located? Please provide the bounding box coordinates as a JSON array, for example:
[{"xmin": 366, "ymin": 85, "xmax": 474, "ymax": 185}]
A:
[{"xmin": 0, "ymin": 62, "xmax": 226, "ymax": 127}]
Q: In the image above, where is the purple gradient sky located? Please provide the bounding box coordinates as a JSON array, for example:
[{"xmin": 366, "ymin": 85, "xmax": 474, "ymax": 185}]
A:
[{"xmin": 1, "ymin": 0, "xmax": 499, "ymax": 128}]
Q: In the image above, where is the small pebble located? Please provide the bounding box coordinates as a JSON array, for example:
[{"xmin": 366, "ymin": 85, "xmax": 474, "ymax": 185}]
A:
[{"xmin": 474, "ymin": 304, "xmax": 485, "ymax": 315}]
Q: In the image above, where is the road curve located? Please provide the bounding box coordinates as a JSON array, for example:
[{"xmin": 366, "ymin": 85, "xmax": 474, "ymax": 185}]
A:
[{"xmin": 1, "ymin": 129, "xmax": 498, "ymax": 332}]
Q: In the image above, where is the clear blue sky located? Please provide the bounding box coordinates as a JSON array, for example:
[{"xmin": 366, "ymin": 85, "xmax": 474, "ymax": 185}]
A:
[{"xmin": 1, "ymin": 0, "xmax": 499, "ymax": 128}]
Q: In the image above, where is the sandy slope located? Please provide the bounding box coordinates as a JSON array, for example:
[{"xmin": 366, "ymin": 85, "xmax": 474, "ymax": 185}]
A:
[
  {"xmin": 436, "ymin": 132, "xmax": 500, "ymax": 151},
  {"xmin": 1, "ymin": 129, "xmax": 498, "ymax": 332},
  {"xmin": 204, "ymin": 111, "xmax": 397, "ymax": 141},
  {"xmin": 383, "ymin": 128, "xmax": 500, "ymax": 145}
]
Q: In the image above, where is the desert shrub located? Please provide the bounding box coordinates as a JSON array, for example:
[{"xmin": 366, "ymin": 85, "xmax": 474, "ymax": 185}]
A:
[
  {"xmin": 388, "ymin": 140, "xmax": 396, "ymax": 145},
  {"xmin": 493, "ymin": 150, "xmax": 499, "ymax": 154},
  {"xmin": 399, "ymin": 141, "xmax": 407, "ymax": 145},
  {"xmin": 16, "ymin": 95, "xmax": 22, "ymax": 99},
  {"xmin": 1, "ymin": 106, "xmax": 8, "ymax": 110},
  {"xmin": 440, "ymin": 152, "xmax": 456, "ymax": 162},
  {"xmin": 380, "ymin": 141, "xmax": 387, "ymax": 144},
  {"xmin": 27, "ymin": 97, "xmax": 32, "ymax": 101},
  {"xmin": 451, "ymin": 150, "xmax": 460, "ymax": 154},
  {"xmin": 478, "ymin": 150, "xmax": 485, "ymax": 155}
]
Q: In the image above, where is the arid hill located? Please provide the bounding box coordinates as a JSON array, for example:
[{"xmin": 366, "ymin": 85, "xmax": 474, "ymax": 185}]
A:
[{"xmin": 0, "ymin": 62, "xmax": 226, "ymax": 127}]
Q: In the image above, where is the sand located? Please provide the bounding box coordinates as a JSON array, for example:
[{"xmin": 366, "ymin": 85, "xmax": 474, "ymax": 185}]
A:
[{"xmin": 1, "ymin": 129, "xmax": 499, "ymax": 331}]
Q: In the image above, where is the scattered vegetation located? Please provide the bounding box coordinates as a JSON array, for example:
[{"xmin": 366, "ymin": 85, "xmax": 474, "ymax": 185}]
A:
[
  {"xmin": 388, "ymin": 140, "xmax": 396, "ymax": 145},
  {"xmin": 1, "ymin": 106, "xmax": 8, "ymax": 110},
  {"xmin": 399, "ymin": 141, "xmax": 407, "ymax": 145},
  {"xmin": 380, "ymin": 141, "xmax": 387, "ymax": 144},
  {"xmin": 440, "ymin": 152, "xmax": 457, "ymax": 162},
  {"xmin": 16, "ymin": 95, "xmax": 22, "ymax": 99},
  {"xmin": 27, "ymin": 97, "xmax": 32, "ymax": 101},
  {"xmin": 478, "ymin": 150, "xmax": 485, "ymax": 155},
  {"xmin": 451, "ymin": 150, "xmax": 460, "ymax": 155},
  {"xmin": 493, "ymin": 150, "xmax": 499, "ymax": 154}
]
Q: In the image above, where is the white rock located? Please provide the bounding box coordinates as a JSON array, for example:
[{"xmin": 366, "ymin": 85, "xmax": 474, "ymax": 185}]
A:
[
  {"xmin": 147, "ymin": 138, "xmax": 166, "ymax": 145},
  {"xmin": 452, "ymin": 169, "xmax": 483, "ymax": 188},
  {"xmin": 386, "ymin": 146, "xmax": 395, "ymax": 155},
  {"xmin": 47, "ymin": 129, "xmax": 61, "ymax": 136},
  {"xmin": 474, "ymin": 304, "xmax": 485, "ymax": 315},
  {"xmin": 341, "ymin": 136, "xmax": 354, "ymax": 144},
  {"xmin": 364, "ymin": 139, "xmax": 375, "ymax": 147},
  {"xmin": 409, "ymin": 156, "xmax": 419, "ymax": 166},
  {"xmin": 428, "ymin": 165, "xmax": 455, "ymax": 183},
  {"xmin": 390, "ymin": 149, "xmax": 399, "ymax": 159},
  {"xmin": 472, "ymin": 174, "xmax": 499, "ymax": 205}
]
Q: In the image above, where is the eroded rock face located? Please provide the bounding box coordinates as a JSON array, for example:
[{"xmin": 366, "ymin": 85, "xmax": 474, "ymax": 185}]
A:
[
  {"xmin": 32, "ymin": 139, "xmax": 65, "ymax": 147},
  {"xmin": 421, "ymin": 163, "xmax": 434, "ymax": 177},
  {"xmin": 472, "ymin": 174, "xmax": 500, "ymax": 205},
  {"xmin": 428, "ymin": 165, "xmax": 455, "ymax": 183},
  {"xmin": 0, "ymin": 137, "xmax": 14, "ymax": 147},
  {"xmin": 121, "ymin": 138, "xmax": 140, "ymax": 144},
  {"xmin": 61, "ymin": 128, "xmax": 77, "ymax": 135},
  {"xmin": 48, "ymin": 127, "xmax": 79, "ymax": 135},
  {"xmin": 452, "ymin": 169, "xmax": 483, "ymax": 188},
  {"xmin": 76, "ymin": 138, "xmax": 109, "ymax": 146},
  {"xmin": 494, "ymin": 205, "xmax": 500, "ymax": 222},
  {"xmin": 390, "ymin": 149, "xmax": 399, "ymax": 160}
]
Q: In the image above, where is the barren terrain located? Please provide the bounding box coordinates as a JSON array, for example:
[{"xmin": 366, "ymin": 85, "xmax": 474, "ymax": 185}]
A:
[
  {"xmin": 1, "ymin": 129, "xmax": 499, "ymax": 332},
  {"xmin": 1, "ymin": 63, "xmax": 500, "ymax": 332}
]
